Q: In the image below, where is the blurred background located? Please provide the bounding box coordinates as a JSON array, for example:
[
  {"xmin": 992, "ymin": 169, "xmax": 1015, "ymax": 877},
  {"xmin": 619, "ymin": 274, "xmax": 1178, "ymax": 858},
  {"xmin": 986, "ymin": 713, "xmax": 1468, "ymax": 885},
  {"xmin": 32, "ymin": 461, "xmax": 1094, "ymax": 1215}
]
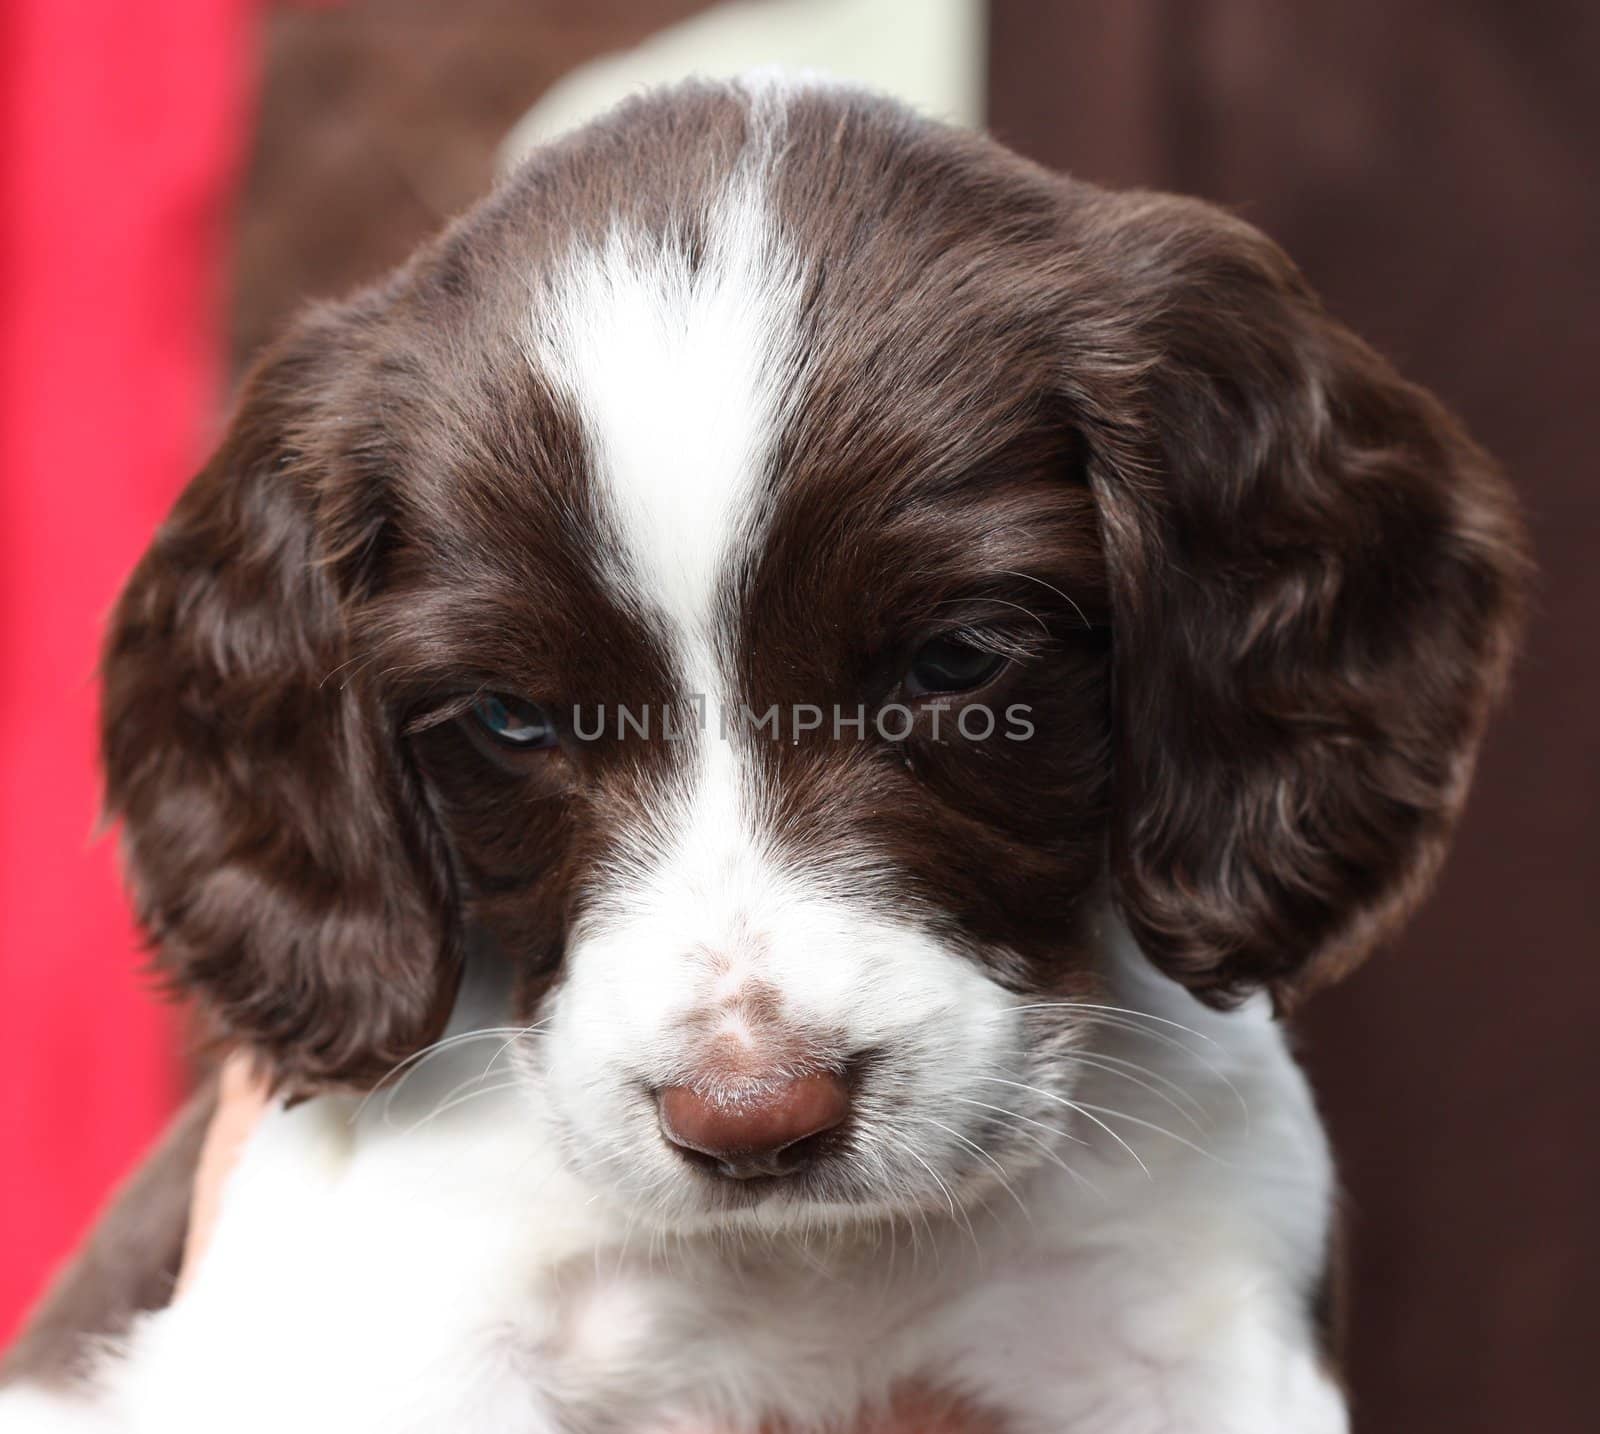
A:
[{"xmin": 1, "ymin": 2, "xmax": 1594, "ymax": 1429}]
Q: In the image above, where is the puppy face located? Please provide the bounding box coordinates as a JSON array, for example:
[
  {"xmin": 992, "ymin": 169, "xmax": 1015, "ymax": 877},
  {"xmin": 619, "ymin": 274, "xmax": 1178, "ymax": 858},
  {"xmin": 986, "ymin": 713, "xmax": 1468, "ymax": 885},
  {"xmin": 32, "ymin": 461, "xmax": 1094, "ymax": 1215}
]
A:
[{"xmin": 101, "ymin": 82, "xmax": 1524, "ymax": 1226}]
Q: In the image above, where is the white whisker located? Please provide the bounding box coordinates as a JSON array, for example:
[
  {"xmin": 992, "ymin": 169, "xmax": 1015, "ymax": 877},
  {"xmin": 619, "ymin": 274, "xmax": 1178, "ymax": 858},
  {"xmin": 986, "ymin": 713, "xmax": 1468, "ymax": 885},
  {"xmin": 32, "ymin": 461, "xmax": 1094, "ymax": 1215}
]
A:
[
  {"xmin": 401, "ymin": 1079, "xmax": 523, "ymax": 1136},
  {"xmin": 350, "ymin": 1027, "xmax": 540, "ymax": 1125},
  {"xmin": 1067, "ymin": 1101, "xmax": 1223, "ymax": 1165},
  {"xmin": 952, "ymin": 1095, "xmax": 1091, "ymax": 1148},
  {"xmin": 996, "ymin": 569, "xmax": 1092, "ymax": 631},
  {"xmin": 950, "ymin": 1097, "xmax": 1101, "ymax": 1197},
  {"xmin": 1065, "ymin": 1051, "xmax": 1210, "ymax": 1132},
  {"xmin": 1027, "ymin": 1008, "xmax": 1251, "ymax": 1124},
  {"xmin": 975, "ymin": 1075, "xmax": 1153, "ymax": 1179},
  {"xmin": 1011, "ymin": 1001, "xmax": 1223, "ymax": 1048},
  {"xmin": 915, "ymin": 1116, "xmax": 1032, "ymax": 1223}
]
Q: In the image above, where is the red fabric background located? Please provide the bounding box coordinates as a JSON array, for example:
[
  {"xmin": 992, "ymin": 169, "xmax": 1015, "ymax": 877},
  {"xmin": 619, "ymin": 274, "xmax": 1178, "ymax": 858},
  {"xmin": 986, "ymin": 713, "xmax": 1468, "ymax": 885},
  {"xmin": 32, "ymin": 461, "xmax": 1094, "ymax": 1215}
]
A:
[{"xmin": 0, "ymin": 0, "xmax": 254, "ymax": 1342}]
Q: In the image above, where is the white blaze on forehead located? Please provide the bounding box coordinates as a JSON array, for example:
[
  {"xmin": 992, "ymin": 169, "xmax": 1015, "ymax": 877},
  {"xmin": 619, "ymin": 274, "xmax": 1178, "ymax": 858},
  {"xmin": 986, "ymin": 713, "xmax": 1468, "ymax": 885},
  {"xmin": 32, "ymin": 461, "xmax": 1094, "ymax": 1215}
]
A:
[
  {"xmin": 526, "ymin": 146, "xmax": 806, "ymax": 693},
  {"xmin": 519, "ymin": 101, "xmax": 1041, "ymax": 1233}
]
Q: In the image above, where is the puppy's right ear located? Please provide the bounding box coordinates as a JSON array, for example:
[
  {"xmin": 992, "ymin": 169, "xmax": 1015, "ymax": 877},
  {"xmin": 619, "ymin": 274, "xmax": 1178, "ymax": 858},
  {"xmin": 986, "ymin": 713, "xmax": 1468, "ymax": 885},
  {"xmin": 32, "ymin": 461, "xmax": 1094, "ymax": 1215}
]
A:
[{"xmin": 101, "ymin": 310, "xmax": 460, "ymax": 1090}]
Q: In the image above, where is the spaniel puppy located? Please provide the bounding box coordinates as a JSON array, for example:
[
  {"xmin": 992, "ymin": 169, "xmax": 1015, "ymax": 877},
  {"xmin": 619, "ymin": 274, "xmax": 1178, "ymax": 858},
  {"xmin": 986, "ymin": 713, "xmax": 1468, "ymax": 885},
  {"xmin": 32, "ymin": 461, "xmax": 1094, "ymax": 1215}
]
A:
[{"xmin": 0, "ymin": 79, "xmax": 1524, "ymax": 1433}]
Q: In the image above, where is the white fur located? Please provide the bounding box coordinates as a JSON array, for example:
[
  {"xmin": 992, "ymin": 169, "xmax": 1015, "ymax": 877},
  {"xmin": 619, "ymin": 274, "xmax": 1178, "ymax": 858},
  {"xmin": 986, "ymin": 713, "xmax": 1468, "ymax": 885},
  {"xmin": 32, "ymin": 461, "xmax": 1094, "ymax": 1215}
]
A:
[
  {"xmin": 2, "ymin": 85, "xmax": 1348, "ymax": 1434},
  {"xmin": 528, "ymin": 91, "xmax": 804, "ymax": 677},
  {"xmin": 0, "ymin": 925, "xmax": 1345, "ymax": 1433},
  {"xmin": 543, "ymin": 724, "xmax": 1022, "ymax": 1231},
  {"xmin": 521, "ymin": 98, "xmax": 1042, "ymax": 1243}
]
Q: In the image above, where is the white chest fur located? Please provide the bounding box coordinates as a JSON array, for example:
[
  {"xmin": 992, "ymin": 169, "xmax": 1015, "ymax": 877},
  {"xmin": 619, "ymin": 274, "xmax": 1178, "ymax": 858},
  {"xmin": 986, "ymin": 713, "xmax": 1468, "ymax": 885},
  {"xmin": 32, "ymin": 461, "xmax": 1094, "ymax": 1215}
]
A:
[{"xmin": 4, "ymin": 946, "xmax": 1348, "ymax": 1434}]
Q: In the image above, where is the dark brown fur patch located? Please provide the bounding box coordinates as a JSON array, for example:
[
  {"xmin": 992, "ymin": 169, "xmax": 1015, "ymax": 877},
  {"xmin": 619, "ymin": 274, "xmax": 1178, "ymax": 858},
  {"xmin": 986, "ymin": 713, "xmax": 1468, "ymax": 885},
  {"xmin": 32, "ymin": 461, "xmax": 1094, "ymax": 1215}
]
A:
[
  {"xmin": 97, "ymin": 78, "xmax": 1525, "ymax": 1087},
  {"xmin": 23, "ymin": 74, "xmax": 1527, "ymax": 1395}
]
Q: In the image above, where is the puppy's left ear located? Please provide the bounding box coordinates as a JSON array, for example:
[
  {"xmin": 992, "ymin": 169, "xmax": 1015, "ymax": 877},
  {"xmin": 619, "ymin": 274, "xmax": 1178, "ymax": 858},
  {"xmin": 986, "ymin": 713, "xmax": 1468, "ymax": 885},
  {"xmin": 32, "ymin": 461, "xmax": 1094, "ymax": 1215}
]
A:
[{"xmin": 1074, "ymin": 191, "xmax": 1529, "ymax": 1007}]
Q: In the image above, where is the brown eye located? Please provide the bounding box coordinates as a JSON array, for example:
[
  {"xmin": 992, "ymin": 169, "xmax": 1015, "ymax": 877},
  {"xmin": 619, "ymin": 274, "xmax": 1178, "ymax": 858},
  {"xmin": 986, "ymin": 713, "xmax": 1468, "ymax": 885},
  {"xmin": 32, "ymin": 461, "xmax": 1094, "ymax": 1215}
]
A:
[
  {"xmin": 470, "ymin": 693, "xmax": 556, "ymax": 749},
  {"xmin": 905, "ymin": 634, "xmax": 1008, "ymax": 696}
]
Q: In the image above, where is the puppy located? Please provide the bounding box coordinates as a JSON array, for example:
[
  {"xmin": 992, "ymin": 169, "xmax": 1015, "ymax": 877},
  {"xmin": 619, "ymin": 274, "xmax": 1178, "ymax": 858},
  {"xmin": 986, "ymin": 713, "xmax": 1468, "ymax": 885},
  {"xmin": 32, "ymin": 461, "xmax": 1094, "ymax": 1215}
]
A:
[{"xmin": 0, "ymin": 79, "xmax": 1524, "ymax": 1433}]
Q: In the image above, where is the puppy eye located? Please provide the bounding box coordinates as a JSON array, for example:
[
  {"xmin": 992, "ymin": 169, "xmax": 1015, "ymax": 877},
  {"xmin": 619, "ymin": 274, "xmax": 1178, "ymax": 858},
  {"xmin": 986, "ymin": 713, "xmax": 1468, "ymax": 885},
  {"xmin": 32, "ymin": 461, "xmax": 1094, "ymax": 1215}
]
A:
[
  {"xmin": 470, "ymin": 693, "xmax": 556, "ymax": 749},
  {"xmin": 905, "ymin": 634, "xmax": 1008, "ymax": 696}
]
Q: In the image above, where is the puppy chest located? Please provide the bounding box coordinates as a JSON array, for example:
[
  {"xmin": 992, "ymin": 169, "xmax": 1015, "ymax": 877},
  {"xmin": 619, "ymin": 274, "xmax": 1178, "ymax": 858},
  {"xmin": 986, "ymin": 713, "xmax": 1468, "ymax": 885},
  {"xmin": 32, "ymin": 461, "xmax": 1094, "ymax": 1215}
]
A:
[{"xmin": 530, "ymin": 1255, "xmax": 952, "ymax": 1427}]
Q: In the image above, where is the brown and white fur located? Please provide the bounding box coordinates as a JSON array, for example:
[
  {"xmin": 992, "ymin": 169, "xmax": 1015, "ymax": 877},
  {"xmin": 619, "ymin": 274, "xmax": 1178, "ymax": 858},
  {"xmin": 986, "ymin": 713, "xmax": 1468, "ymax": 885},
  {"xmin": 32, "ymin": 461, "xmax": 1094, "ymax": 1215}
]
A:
[{"xmin": 0, "ymin": 78, "xmax": 1525, "ymax": 1433}]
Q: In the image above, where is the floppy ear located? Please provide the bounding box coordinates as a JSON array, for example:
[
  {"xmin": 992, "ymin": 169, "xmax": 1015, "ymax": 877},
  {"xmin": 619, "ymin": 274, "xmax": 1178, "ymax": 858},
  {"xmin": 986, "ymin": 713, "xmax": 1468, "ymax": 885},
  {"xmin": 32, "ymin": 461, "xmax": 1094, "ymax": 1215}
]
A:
[
  {"xmin": 101, "ymin": 310, "xmax": 461, "ymax": 1088},
  {"xmin": 1076, "ymin": 192, "xmax": 1527, "ymax": 1007}
]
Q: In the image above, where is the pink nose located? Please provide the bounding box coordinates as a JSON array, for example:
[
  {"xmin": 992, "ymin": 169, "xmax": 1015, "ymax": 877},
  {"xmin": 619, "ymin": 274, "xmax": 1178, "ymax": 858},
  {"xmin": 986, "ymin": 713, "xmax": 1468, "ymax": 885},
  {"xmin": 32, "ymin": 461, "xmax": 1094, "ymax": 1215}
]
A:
[{"xmin": 657, "ymin": 1071, "xmax": 851, "ymax": 1179}]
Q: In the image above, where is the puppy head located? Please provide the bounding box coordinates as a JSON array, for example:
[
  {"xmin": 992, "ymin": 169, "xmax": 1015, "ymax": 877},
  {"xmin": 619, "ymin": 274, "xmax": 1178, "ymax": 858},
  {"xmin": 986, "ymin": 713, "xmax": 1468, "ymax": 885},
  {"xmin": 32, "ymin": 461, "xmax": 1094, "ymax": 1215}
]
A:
[{"xmin": 101, "ymin": 82, "xmax": 1524, "ymax": 1222}]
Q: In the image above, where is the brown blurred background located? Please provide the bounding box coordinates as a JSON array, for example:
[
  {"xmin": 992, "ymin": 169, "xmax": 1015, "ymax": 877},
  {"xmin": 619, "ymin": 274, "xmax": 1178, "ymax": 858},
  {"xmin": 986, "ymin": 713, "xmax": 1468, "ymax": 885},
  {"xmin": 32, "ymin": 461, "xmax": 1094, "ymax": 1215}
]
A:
[{"xmin": 136, "ymin": 1, "xmax": 1600, "ymax": 1429}]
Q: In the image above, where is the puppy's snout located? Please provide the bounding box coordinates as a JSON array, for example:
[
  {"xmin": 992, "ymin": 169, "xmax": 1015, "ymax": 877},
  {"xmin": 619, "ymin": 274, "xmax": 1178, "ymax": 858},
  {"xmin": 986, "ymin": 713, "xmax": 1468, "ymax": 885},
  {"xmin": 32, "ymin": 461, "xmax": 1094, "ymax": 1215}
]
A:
[{"xmin": 657, "ymin": 1071, "xmax": 850, "ymax": 1180}]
